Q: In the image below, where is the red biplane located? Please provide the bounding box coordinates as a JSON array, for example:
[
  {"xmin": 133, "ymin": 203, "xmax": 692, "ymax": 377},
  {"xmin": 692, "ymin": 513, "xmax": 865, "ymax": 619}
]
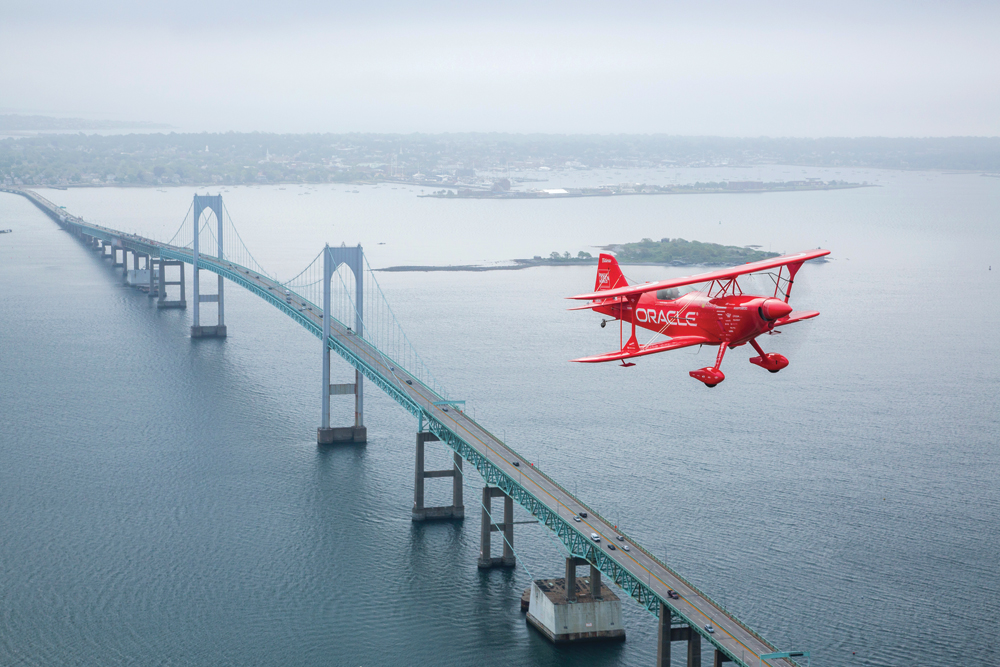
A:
[{"xmin": 568, "ymin": 250, "xmax": 829, "ymax": 386}]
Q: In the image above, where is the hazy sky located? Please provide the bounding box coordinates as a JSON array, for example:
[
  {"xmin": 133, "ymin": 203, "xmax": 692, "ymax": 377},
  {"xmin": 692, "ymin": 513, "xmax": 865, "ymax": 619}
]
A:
[{"xmin": 2, "ymin": 0, "xmax": 998, "ymax": 136}]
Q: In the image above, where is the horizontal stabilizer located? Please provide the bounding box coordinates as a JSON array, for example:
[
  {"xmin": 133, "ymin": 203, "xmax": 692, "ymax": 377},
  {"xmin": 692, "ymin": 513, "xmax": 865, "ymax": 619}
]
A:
[
  {"xmin": 571, "ymin": 335, "xmax": 710, "ymax": 363},
  {"xmin": 773, "ymin": 310, "xmax": 820, "ymax": 326}
]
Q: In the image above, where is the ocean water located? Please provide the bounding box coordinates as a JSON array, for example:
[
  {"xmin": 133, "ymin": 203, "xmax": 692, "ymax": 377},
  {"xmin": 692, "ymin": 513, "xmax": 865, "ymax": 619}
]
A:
[{"xmin": 1, "ymin": 169, "xmax": 998, "ymax": 667}]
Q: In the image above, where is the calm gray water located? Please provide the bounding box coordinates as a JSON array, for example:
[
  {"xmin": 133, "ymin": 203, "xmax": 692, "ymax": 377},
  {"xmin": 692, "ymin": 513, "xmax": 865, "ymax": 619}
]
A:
[{"xmin": 1, "ymin": 169, "xmax": 998, "ymax": 667}]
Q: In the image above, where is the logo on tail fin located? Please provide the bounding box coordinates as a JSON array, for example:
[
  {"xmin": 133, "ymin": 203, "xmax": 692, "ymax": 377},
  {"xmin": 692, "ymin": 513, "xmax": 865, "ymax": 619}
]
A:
[{"xmin": 594, "ymin": 253, "xmax": 627, "ymax": 292}]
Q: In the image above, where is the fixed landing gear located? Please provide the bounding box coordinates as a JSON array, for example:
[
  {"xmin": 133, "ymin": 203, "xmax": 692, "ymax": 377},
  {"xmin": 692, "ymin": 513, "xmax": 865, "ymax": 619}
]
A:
[
  {"xmin": 749, "ymin": 338, "xmax": 788, "ymax": 373},
  {"xmin": 690, "ymin": 343, "xmax": 728, "ymax": 387},
  {"xmin": 600, "ymin": 319, "xmax": 608, "ymax": 328},
  {"xmin": 690, "ymin": 367, "xmax": 724, "ymax": 387}
]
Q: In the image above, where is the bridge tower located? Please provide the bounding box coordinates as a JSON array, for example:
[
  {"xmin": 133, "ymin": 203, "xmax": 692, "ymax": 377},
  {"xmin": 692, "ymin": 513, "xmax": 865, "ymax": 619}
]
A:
[
  {"xmin": 318, "ymin": 244, "xmax": 367, "ymax": 444},
  {"xmin": 191, "ymin": 194, "xmax": 226, "ymax": 338}
]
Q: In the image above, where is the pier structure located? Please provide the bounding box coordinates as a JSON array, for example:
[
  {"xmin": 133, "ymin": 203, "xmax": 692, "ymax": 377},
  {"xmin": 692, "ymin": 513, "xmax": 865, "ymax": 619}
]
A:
[{"xmin": 412, "ymin": 427, "xmax": 464, "ymax": 521}]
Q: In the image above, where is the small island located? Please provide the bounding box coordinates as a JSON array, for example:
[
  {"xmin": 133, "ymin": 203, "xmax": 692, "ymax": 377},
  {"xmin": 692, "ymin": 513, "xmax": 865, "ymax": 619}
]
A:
[
  {"xmin": 378, "ymin": 238, "xmax": 780, "ymax": 272},
  {"xmin": 604, "ymin": 237, "xmax": 778, "ymax": 265}
]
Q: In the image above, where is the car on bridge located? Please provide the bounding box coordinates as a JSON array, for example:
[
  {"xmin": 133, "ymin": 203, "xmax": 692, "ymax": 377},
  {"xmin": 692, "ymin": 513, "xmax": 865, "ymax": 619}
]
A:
[{"xmin": 590, "ymin": 533, "xmax": 601, "ymax": 542}]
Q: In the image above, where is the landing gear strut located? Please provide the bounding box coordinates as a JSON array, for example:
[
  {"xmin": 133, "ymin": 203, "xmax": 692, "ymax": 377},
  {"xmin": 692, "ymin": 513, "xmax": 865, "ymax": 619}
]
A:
[{"xmin": 749, "ymin": 338, "xmax": 788, "ymax": 373}]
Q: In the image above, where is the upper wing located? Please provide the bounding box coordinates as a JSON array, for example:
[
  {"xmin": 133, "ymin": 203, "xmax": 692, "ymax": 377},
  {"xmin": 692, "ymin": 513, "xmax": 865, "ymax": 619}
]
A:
[
  {"xmin": 571, "ymin": 335, "xmax": 711, "ymax": 363},
  {"xmin": 568, "ymin": 250, "xmax": 830, "ymax": 302}
]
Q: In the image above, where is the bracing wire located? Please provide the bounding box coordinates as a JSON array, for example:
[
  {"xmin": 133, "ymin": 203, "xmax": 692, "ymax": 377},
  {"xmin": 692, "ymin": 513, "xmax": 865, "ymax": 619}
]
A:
[
  {"xmin": 221, "ymin": 203, "xmax": 274, "ymax": 279},
  {"xmin": 279, "ymin": 249, "xmax": 325, "ymax": 289},
  {"xmin": 329, "ymin": 256, "xmax": 449, "ymax": 399},
  {"xmin": 165, "ymin": 201, "xmax": 194, "ymax": 246}
]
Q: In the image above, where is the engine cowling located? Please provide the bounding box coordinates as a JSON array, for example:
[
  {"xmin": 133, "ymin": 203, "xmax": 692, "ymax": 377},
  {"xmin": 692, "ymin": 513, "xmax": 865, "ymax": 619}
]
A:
[{"xmin": 758, "ymin": 298, "xmax": 793, "ymax": 322}]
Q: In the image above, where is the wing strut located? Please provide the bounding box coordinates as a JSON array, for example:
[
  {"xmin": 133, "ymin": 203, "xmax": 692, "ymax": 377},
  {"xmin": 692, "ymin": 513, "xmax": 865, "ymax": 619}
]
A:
[{"xmin": 618, "ymin": 295, "xmax": 640, "ymax": 366}]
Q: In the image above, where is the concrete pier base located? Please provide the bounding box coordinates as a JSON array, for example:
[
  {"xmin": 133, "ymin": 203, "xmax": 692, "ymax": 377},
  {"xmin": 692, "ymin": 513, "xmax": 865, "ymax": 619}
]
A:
[
  {"xmin": 126, "ymin": 269, "xmax": 151, "ymax": 287},
  {"xmin": 525, "ymin": 577, "xmax": 625, "ymax": 643},
  {"xmin": 317, "ymin": 426, "xmax": 367, "ymax": 444},
  {"xmin": 191, "ymin": 325, "xmax": 228, "ymax": 338}
]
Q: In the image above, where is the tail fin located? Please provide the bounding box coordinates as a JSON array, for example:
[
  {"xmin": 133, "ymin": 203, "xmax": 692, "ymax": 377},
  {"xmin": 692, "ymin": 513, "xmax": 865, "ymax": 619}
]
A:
[{"xmin": 594, "ymin": 253, "xmax": 628, "ymax": 292}]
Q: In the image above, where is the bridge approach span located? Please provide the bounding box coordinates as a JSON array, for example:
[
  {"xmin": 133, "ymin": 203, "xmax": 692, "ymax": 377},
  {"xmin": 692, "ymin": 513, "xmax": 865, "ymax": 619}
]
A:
[{"xmin": 3, "ymin": 187, "xmax": 800, "ymax": 667}]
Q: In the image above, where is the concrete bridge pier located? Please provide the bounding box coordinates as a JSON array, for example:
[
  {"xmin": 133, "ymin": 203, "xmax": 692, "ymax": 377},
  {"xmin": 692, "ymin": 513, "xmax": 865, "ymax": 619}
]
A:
[
  {"xmin": 656, "ymin": 602, "xmax": 702, "ymax": 667},
  {"xmin": 190, "ymin": 194, "xmax": 226, "ymax": 338},
  {"xmin": 565, "ymin": 556, "xmax": 603, "ymax": 601},
  {"xmin": 478, "ymin": 486, "xmax": 515, "ymax": 568},
  {"xmin": 112, "ymin": 246, "xmax": 124, "ymax": 268},
  {"xmin": 411, "ymin": 430, "xmax": 464, "ymax": 521},
  {"xmin": 123, "ymin": 249, "xmax": 135, "ymax": 284},
  {"xmin": 157, "ymin": 259, "xmax": 186, "ymax": 309},
  {"xmin": 127, "ymin": 252, "xmax": 150, "ymax": 289},
  {"xmin": 148, "ymin": 258, "xmax": 160, "ymax": 297}
]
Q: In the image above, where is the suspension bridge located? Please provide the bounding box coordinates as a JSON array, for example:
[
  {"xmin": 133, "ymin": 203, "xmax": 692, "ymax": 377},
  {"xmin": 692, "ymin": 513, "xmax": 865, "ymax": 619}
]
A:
[{"xmin": 3, "ymin": 187, "xmax": 808, "ymax": 667}]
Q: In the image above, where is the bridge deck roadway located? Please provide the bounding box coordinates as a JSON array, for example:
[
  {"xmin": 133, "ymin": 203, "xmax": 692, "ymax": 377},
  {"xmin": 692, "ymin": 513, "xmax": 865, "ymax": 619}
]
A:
[{"xmin": 7, "ymin": 187, "xmax": 794, "ymax": 667}]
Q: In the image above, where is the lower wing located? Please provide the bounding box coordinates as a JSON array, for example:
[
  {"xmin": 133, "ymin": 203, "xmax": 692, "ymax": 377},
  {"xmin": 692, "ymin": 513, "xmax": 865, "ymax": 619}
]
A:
[
  {"xmin": 773, "ymin": 310, "xmax": 820, "ymax": 327},
  {"xmin": 571, "ymin": 335, "xmax": 712, "ymax": 363}
]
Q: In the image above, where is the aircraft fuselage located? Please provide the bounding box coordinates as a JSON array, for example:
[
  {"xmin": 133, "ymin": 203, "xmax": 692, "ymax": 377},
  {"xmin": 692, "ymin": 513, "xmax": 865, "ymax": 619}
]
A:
[{"xmin": 593, "ymin": 291, "xmax": 792, "ymax": 348}]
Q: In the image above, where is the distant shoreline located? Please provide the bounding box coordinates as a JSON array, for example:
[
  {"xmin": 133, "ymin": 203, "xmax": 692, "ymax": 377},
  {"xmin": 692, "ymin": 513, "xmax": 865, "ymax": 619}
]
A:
[
  {"xmin": 376, "ymin": 257, "xmax": 834, "ymax": 272},
  {"xmin": 418, "ymin": 181, "xmax": 873, "ymax": 199}
]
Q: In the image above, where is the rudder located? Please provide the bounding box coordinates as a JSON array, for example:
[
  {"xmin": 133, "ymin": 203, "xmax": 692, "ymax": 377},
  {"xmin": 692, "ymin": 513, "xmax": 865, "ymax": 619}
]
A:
[{"xmin": 595, "ymin": 253, "xmax": 628, "ymax": 292}]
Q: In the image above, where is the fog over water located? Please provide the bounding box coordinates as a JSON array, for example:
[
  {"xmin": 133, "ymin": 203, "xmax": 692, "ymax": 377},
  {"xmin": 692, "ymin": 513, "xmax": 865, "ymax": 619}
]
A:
[
  {"xmin": 3, "ymin": 1, "xmax": 999, "ymax": 135},
  {"xmin": 1, "ymin": 171, "xmax": 997, "ymax": 666}
]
